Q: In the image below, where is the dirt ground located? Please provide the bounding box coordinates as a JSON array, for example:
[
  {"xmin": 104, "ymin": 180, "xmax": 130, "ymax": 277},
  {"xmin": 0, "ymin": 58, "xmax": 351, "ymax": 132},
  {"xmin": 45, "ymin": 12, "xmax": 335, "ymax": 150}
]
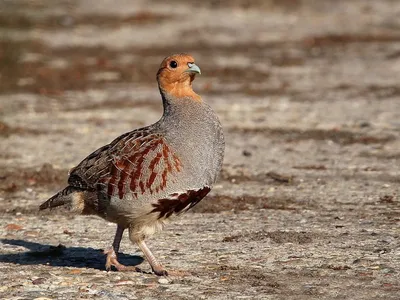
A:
[{"xmin": 1, "ymin": 0, "xmax": 400, "ymax": 299}]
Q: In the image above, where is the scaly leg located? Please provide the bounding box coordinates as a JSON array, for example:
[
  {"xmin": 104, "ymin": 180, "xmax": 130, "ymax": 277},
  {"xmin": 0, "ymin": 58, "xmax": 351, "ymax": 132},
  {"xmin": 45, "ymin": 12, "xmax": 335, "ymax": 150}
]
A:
[
  {"xmin": 135, "ymin": 240, "xmax": 189, "ymax": 276},
  {"xmin": 136, "ymin": 239, "xmax": 168, "ymax": 276},
  {"xmin": 104, "ymin": 225, "xmax": 128, "ymax": 271}
]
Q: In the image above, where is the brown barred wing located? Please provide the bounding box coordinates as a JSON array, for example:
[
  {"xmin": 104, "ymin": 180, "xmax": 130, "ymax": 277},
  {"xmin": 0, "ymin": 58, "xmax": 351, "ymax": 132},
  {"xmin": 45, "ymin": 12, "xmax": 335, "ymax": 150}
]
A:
[
  {"xmin": 96, "ymin": 135, "xmax": 182, "ymax": 200},
  {"xmin": 68, "ymin": 130, "xmax": 135, "ymax": 190}
]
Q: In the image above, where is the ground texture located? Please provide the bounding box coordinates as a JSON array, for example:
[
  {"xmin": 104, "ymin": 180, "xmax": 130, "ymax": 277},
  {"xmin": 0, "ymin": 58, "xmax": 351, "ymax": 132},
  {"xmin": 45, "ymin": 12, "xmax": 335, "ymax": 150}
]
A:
[{"xmin": 0, "ymin": 0, "xmax": 400, "ymax": 299}]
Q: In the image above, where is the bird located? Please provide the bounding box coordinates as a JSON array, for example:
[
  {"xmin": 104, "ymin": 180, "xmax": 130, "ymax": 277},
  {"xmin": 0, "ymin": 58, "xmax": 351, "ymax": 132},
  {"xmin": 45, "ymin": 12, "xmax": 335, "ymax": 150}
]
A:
[{"xmin": 39, "ymin": 53, "xmax": 225, "ymax": 276}]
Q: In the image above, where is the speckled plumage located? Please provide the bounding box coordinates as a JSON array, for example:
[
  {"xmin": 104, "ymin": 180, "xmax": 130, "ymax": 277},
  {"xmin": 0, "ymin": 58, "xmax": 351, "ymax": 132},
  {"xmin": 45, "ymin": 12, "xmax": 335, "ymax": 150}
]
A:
[{"xmin": 39, "ymin": 54, "xmax": 225, "ymax": 276}]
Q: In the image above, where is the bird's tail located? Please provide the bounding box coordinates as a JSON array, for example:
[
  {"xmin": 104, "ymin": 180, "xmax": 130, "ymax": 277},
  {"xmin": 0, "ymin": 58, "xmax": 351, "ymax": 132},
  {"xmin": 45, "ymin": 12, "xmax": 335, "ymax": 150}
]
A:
[{"xmin": 39, "ymin": 186, "xmax": 77, "ymax": 210}]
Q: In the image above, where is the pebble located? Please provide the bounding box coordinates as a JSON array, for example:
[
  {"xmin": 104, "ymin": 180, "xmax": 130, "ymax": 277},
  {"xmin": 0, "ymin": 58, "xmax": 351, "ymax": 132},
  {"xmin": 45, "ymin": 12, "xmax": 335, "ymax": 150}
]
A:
[
  {"xmin": 158, "ymin": 278, "xmax": 170, "ymax": 284},
  {"xmin": 32, "ymin": 278, "xmax": 46, "ymax": 285},
  {"xmin": 242, "ymin": 150, "xmax": 252, "ymax": 157},
  {"xmin": 115, "ymin": 280, "xmax": 136, "ymax": 286}
]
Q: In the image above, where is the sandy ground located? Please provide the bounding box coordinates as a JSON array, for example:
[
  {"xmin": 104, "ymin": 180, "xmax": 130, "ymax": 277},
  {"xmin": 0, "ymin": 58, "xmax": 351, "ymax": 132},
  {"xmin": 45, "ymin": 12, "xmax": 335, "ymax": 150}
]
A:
[{"xmin": 1, "ymin": 0, "xmax": 400, "ymax": 299}]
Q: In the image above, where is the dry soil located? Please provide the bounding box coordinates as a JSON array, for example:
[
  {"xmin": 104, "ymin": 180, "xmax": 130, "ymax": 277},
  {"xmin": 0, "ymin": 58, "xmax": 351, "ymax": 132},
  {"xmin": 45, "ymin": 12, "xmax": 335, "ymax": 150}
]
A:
[{"xmin": 0, "ymin": 1, "xmax": 399, "ymax": 299}]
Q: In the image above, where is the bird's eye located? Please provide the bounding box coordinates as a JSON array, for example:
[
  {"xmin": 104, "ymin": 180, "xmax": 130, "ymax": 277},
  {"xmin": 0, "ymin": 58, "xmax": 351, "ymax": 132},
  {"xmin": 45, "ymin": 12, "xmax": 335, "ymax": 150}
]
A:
[{"xmin": 169, "ymin": 60, "xmax": 178, "ymax": 68}]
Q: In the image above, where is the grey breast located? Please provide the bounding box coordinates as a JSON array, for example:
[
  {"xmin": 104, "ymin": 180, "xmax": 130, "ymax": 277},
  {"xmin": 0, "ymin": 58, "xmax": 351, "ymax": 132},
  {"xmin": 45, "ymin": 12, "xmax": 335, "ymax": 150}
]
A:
[{"xmin": 158, "ymin": 98, "xmax": 225, "ymax": 190}]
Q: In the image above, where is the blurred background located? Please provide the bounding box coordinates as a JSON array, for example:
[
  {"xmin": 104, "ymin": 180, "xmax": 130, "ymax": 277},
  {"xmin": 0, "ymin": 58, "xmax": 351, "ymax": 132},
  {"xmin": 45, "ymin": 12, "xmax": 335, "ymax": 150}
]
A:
[{"xmin": 1, "ymin": 0, "xmax": 400, "ymax": 299}]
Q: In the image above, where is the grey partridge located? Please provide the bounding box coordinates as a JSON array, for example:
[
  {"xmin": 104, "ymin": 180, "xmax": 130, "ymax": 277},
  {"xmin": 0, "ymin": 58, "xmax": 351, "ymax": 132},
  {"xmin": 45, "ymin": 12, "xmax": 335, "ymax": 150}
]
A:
[{"xmin": 39, "ymin": 53, "xmax": 225, "ymax": 276}]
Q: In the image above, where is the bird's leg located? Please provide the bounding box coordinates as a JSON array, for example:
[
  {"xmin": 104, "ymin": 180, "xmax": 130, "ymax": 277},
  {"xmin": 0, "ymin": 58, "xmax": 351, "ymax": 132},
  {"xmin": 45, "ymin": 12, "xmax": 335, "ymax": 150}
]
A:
[
  {"xmin": 136, "ymin": 239, "xmax": 168, "ymax": 276},
  {"xmin": 104, "ymin": 225, "xmax": 127, "ymax": 271}
]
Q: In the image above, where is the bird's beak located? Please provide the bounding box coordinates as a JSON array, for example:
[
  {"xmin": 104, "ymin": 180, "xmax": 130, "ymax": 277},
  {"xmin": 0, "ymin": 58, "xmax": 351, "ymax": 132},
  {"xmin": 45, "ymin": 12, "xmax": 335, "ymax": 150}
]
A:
[{"xmin": 186, "ymin": 62, "xmax": 201, "ymax": 75}]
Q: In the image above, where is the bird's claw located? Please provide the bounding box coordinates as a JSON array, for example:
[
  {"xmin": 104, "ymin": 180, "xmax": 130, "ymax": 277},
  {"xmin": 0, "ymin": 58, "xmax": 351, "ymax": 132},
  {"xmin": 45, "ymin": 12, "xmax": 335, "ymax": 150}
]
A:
[
  {"xmin": 153, "ymin": 267, "xmax": 168, "ymax": 276},
  {"xmin": 104, "ymin": 247, "xmax": 127, "ymax": 271}
]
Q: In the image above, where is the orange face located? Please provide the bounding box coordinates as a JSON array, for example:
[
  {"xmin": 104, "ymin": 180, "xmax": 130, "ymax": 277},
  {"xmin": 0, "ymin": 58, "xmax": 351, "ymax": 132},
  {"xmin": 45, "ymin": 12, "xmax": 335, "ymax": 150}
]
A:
[{"xmin": 157, "ymin": 53, "xmax": 201, "ymax": 102}]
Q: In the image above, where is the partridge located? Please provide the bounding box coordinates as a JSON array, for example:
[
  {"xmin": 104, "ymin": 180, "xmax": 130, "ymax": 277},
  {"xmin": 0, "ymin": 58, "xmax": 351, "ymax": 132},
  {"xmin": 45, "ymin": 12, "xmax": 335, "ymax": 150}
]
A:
[{"xmin": 40, "ymin": 54, "xmax": 225, "ymax": 276}]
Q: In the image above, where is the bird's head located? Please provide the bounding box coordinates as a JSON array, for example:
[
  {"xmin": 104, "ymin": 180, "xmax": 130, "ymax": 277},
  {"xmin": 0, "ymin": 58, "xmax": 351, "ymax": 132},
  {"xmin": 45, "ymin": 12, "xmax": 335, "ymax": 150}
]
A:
[{"xmin": 157, "ymin": 53, "xmax": 201, "ymax": 102}]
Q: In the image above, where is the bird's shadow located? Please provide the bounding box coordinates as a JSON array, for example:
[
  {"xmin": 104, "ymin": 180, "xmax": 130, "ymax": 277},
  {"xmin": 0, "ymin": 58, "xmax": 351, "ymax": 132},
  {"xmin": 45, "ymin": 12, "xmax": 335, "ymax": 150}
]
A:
[{"xmin": 0, "ymin": 239, "xmax": 144, "ymax": 270}]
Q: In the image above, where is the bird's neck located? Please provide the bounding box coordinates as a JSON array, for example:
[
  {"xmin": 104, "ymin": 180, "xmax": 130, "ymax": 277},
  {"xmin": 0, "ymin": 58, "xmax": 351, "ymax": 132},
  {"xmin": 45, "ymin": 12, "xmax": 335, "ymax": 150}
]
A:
[
  {"xmin": 159, "ymin": 81, "xmax": 202, "ymax": 104},
  {"xmin": 157, "ymin": 88, "xmax": 216, "ymax": 133},
  {"xmin": 160, "ymin": 90, "xmax": 201, "ymax": 118}
]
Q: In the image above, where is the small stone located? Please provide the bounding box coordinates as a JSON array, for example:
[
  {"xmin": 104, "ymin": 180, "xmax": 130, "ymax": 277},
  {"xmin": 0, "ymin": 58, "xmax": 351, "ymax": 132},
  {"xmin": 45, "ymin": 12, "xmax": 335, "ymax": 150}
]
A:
[
  {"xmin": 32, "ymin": 278, "xmax": 46, "ymax": 285},
  {"xmin": 382, "ymin": 268, "xmax": 396, "ymax": 274},
  {"xmin": 158, "ymin": 278, "xmax": 169, "ymax": 284},
  {"xmin": 242, "ymin": 150, "xmax": 252, "ymax": 157},
  {"xmin": 24, "ymin": 230, "xmax": 40, "ymax": 237},
  {"xmin": 115, "ymin": 280, "xmax": 135, "ymax": 286},
  {"xmin": 5, "ymin": 223, "xmax": 23, "ymax": 231}
]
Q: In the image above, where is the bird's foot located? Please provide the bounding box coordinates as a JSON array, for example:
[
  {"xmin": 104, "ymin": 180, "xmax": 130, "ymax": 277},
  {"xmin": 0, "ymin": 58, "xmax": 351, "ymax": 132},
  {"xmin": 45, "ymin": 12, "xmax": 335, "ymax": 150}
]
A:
[
  {"xmin": 103, "ymin": 247, "xmax": 142, "ymax": 272},
  {"xmin": 104, "ymin": 247, "xmax": 123, "ymax": 271},
  {"xmin": 152, "ymin": 266, "xmax": 168, "ymax": 276},
  {"xmin": 103, "ymin": 247, "xmax": 127, "ymax": 271}
]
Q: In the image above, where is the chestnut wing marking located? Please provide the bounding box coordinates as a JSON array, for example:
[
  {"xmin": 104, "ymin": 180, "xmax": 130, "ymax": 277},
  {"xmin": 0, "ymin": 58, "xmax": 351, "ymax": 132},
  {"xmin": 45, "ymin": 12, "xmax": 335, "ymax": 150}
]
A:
[
  {"xmin": 150, "ymin": 187, "xmax": 211, "ymax": 219},
  {"xmin": 98, "ymin": 136, "xmax": 182, "ymax": 199}
]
